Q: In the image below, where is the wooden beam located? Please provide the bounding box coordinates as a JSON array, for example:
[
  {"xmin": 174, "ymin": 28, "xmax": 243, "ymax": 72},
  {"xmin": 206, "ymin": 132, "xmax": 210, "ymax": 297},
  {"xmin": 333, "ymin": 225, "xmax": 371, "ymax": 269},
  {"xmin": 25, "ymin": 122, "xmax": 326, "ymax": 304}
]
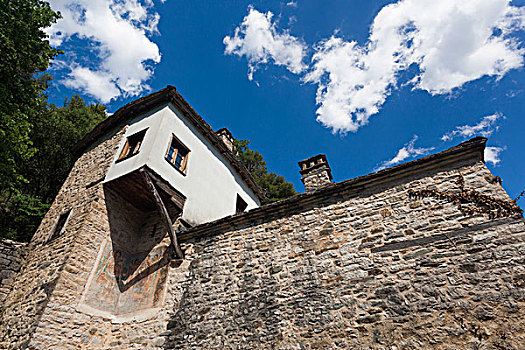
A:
[
  {"xmin": 140, "ymin": 169, "xmax": 184, "ymax": 259},
  {"xmin": 144, "ymin": 167, "xmax": 186, "ymax": 210}
]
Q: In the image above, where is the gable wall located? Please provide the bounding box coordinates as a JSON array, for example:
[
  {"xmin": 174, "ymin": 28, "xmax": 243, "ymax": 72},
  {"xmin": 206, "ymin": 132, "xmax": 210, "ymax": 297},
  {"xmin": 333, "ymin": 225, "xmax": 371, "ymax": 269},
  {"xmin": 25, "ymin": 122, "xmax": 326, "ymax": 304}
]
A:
[
  {"xmin": 149, "ymin": 104, "xmax": 260, "ymax": 224},
  {"xmin": 105, "ymin": 103, "xmax": 260, "ymax": 226}
]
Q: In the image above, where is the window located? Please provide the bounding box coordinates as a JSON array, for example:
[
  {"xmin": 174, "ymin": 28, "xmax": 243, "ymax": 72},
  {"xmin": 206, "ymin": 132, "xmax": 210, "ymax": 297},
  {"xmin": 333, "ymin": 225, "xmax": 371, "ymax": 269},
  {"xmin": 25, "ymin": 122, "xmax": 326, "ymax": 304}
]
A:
[
  {"xmin": 48, "ymin": 209, "xmax": 72, "ymax": 242},
  {"xmin": 117, "ymin": 129, "xmax": 147, "ymax": 161},
  {"xmin": 165, "ymin": 135, "xmax": 190, "ymax": 173},
  {"xmin": 236, "ymin": 194, "xmax": 248, "ymax": 214}
]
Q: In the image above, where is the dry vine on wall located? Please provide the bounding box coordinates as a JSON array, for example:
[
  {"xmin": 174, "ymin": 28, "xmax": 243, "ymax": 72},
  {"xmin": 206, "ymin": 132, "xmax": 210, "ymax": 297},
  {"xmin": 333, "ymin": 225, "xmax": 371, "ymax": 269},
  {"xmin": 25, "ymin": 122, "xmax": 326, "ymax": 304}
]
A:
[{"xmin": 408, "ymin": 173, "xmax": 523, "ymax": 219}]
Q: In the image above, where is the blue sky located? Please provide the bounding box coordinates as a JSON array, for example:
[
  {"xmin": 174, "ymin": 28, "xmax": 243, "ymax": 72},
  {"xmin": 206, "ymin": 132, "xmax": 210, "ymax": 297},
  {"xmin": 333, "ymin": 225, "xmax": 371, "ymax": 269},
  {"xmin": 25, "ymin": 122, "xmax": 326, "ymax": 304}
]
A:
[{"xmin": 45, "ymin": 0, "xmax": 524, "ymax": 206}]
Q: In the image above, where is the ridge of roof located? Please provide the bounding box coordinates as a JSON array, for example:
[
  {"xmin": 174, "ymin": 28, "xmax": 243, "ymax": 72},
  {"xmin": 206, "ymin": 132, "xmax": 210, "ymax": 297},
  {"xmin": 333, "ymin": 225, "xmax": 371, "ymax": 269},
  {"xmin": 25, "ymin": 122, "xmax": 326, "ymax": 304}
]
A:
[
  {"xmin": 72, "ymin": 85, "xmax": 266, "ymax": 201},
  {"xmin": 179, "ymin": 136, "xmax": 488, "ymax": 240}
]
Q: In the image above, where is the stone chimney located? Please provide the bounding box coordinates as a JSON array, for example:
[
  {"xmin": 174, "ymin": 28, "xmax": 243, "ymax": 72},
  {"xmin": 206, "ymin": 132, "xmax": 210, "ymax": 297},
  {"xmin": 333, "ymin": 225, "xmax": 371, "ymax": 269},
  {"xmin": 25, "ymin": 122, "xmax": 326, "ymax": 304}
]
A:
[
  {"xmin": 216, "ymin": 127, "xmax": 234, "ymax": 152},
  {"xmin": 298, "ymin": 154, "xmax": 333, "ymax": 191}
]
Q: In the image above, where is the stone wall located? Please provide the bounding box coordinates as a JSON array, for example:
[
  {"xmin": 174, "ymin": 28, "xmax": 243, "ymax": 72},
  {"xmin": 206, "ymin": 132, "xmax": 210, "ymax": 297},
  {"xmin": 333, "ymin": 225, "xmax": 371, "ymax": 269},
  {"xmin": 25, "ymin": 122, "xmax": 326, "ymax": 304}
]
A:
[
  {"xmin": 21, "ymin": 186, "xmax": 190, "ymax": 350},
  {"xmin": 1, "ymin": 130, "xmax": 523, "ymax": 350},
  {"xmin": 0, "ymin": 239, "xmax": 26, "ymax": 305},
  {"xmin": 0, "ymin": 121, "xmax": 194, "ymax": 349},
  {"xmin": 0, "ymin": 124, "xmax": 130, "ymax": 349},
  {"xmin": 164, "ymin": 158, "xmax": 525, "ymax": 349}
]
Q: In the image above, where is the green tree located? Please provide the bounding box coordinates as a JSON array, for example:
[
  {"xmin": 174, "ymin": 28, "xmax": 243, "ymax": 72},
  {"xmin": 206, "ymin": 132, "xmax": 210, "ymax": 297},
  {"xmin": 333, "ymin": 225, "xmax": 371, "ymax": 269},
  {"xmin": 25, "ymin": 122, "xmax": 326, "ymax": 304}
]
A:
[
  {"xmin": 233, "ymin": 139, "xmax": 297, "ymax": 202},
  {"xmin": 21, "ymin": 95, "xmax": 106, "ymax": 203},
  {"xmin": 0, "ymin": 0, "xmax": 61, "ymax": 191},
  {"xmin": 0, "ymin": 0, "xmax": 65, "ymax": 241},
  {"xmin": 0, "ymin": 94, "xmax": 107, "ymax": 242}
]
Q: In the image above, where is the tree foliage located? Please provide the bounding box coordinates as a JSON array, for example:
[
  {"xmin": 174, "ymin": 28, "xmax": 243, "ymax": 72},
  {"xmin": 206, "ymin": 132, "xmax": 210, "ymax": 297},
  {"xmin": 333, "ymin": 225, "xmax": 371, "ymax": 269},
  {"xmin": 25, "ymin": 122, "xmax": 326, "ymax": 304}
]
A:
[
  {"xmin": 0, "ymin": 0, "xmax": 61, "ymax": 190},
  {"xmin": 1, "ymin": 93, "xmax": 107, "ymax": 242},
  {"xmin": 0, "ymin": 0, "xmax": 66, "ymax": 241},
  {"xmin": 233, "ymin": 139, "xmax": 297, "ymax": 203},
  {"xmin": 21, "ymin": 94, "xmax": 107, "ymax": 203}
]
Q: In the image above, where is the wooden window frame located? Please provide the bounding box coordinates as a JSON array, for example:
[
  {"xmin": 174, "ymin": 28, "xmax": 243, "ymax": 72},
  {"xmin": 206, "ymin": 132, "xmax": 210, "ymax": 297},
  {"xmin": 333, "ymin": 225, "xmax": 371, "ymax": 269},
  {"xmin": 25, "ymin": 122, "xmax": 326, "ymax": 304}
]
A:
[
  {"xmin": 47, "ymin": 209, "xmax": 72, "ymax": 243},
  {"xmin": 165, "ymin": 134, "xmax": 190, "ymax": 175},
  {"xmin": 116, "ymin": 128, "xmax": 148, "ymax": 162}
]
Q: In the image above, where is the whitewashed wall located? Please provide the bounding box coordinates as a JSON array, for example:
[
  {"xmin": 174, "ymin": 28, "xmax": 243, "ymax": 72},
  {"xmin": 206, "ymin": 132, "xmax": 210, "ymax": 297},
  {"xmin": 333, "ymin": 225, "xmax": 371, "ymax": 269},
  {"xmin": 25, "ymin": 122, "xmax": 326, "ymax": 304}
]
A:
[{"xmin": 105, "ymin": 103, "xmax": 260, "ymax": 225}]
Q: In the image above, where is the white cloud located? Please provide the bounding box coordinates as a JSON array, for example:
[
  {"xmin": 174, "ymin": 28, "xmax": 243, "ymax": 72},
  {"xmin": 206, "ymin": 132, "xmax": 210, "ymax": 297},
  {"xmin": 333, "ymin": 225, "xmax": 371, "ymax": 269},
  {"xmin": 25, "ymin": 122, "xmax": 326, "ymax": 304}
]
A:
[
  {"xmin": 223, "ymin": 7, "xmax": 307, "ymax": 80},
  {"xmin": 46, "ymin": 0, "xmax": 162, "ymax": 103},
  {"xmin": 441, "ymin": 112, "xmax": 505, "ymax": 141},
  {"xmin": 376, "ymin": 135, "xmax": 435, "ymax": 170},
  {"xmin": 63, "ymin": 67, "xmax": 120, "ymax": 102},
  {"xmin": 484, "ymin": 146, "xmax": 504, "ymax": 165},
  {"xmin": 302, "ymin": 0, "xmax": 524, "ymax": 133}
]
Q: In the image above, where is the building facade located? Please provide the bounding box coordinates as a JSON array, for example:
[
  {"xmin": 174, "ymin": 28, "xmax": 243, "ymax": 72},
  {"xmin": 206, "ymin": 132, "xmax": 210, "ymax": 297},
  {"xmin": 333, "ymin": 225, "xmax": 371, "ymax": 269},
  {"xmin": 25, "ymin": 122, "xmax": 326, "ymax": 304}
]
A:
[{"xmin": 0, "ymin": 86, "xmax": 524, "ymax": 349}]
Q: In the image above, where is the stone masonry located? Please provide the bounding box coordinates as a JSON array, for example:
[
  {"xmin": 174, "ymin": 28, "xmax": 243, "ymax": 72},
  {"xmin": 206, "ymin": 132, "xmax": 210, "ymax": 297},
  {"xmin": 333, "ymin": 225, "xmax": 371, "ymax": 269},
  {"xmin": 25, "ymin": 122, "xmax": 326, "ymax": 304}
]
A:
[
  {"xmin": 164, "ymin": 140, "xmax": 525, "ymax": 349},
  {"xmin": 299, "ymin": 154, "xmax": 333, "ymax": 192},
  {"xmin": 0, "ymin": 120, "xmax": 192, "ymax": 349},
  {"xmin": 0, "ymin": 129, "xmax": 523, "ymax": 350},
  {"xmin": 0, "ymin": 239, "xmax": 26, "ymax": 305},
  {"xmin": 0, "ymin": 123, "xmax": 127, "ymax": 349}
]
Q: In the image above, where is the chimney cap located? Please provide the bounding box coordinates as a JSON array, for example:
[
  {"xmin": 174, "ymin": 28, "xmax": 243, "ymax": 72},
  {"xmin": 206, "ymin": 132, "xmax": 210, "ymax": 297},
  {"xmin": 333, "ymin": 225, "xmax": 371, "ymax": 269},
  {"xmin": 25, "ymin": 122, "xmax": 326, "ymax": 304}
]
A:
[
  {"xmin": 216, "ymin": 127, "xmax": 235, "ymax": 153},
  {"xmin": 298, "ymin": 154, "xmax": 333, "ymax": 180},
  {"xmin": 216, "ymin": 127, "xmax": 233, "ymax": 139}
]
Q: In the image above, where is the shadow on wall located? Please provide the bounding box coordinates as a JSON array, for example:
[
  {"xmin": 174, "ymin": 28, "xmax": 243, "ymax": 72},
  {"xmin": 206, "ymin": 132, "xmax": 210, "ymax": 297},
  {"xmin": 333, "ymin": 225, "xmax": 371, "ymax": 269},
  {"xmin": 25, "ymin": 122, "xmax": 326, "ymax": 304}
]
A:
[
  {"xmin": 105, "ymin": 185, "xmax": 169, "ymax": 292},
  {"xmin": 81, "ymin": 186, "xmax": 174, "ymax": 316}
]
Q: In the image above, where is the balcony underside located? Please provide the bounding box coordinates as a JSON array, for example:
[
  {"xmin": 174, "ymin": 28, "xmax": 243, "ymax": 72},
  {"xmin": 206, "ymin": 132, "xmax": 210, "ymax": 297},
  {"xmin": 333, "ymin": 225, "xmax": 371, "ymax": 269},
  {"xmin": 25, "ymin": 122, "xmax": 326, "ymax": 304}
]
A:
[{"xmin": 104, "ymin": 166, "xmax": 186, "ymax": 217}]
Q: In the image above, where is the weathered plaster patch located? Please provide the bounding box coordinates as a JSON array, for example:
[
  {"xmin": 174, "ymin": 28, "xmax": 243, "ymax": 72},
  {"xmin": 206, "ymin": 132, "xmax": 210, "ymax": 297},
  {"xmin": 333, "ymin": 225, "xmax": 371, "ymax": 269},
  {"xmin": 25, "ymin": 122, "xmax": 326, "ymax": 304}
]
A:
[{"xmin": 79, "ymin": 239, "xmax": 169, "ymax": 322}]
